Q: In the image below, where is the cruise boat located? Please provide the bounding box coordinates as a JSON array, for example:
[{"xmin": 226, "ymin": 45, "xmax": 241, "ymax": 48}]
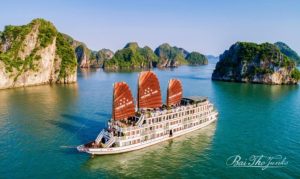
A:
[{"xmin": 77, "ymin": 71, "xmax": 218, "ymax": 155}]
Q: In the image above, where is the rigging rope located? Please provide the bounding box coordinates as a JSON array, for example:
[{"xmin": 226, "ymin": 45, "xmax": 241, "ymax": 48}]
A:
[{"xmin": 60, "ymin": 117, "xmax": 90, "ymax": 149}]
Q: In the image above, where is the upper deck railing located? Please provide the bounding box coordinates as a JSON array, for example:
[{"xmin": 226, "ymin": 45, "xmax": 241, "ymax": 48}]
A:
[{"xmin": 111, "ymin": 101, "xmax": 213, "ymax": 132}]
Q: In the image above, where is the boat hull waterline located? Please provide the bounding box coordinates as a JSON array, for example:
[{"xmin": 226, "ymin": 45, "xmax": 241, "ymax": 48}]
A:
[
  {"xmin": 77, "ymin": 111, "xmax": 217, "ymax": 155},
  {"xmin": 77, "ymin": 71, "xmax": 218, "ymax": 156}
]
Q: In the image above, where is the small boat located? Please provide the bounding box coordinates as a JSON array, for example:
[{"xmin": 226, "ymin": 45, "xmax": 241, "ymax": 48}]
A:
[{"xmin": 77, "ymin": 71, "xmax": 218, "ymax": 155}]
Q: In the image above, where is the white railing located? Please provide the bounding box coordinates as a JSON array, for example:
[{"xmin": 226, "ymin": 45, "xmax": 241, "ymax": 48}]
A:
[
  {"xmin": 136, "ymin": 115, "xmax": 144, "ymax": 127},
  {"xmin": 95, "ymin": 130, "xmax": 105, "ymax": 144},
  {"xmin": 103, "ymin": 136, "xmax": 115, "ymax": 148}
]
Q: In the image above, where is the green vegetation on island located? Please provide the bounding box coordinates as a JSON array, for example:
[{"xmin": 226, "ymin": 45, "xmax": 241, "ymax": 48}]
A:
[
  {"xmin": 103, "ymin": 42, "xmax": 207, "ymax": 70},
  {"xmin": 154, "ymin": 43, "xmax": 208, "ymax": 67},
  {"xmin": 0, "ymin": 22, "xmax": 33, "ymax": 72},
  {"xmin": 104, "ymin": 42, "xmax": 155, "ymax": 70},
  {"xmin": 37, "ymin": 19, "xmax": 57, "ymax": 48},
  {"xmin": 212, "ymin": 42, "xmax": 300, "ymax": 84},
  {"xmin": 154, "ymin": 43, "xmax": 188, "ymax": 67},
  {"xmin": 186, "ymin": 52, "xmax": 208, "ymax": 65},
  {"xmin": 56, "ymin": 33, "xmax": 77, "ymax": 79},
  {"xmin": 275, "ymin": 42, "xmax": 300, "ymax": 65},
  {"xmin": 0, "ymin": 18, "xmax": 77, "ymax": 89}
]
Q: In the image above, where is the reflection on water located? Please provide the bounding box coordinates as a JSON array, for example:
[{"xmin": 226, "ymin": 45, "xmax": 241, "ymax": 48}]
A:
[
  {"xmin": 212, "ymin": 81, "xmax": 299, "ymax": 101},
  {"xmin": 0, "ymin": 85, "xmax": 79, "ymax": 148},
  {"xmin": 83, "ymin": 123, "xmax": 216, "ymax": 178},
  {"xmin": 1, "ymin": 64, "xmax": 300, "ymax": 178},
  {"xmin": 79, "ymin": 68, "xmax": 102, "ymax": 79}
]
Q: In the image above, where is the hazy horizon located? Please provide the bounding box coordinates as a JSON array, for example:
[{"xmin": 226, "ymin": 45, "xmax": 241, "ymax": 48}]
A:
[{"xmin": 1, "ymin": 0, "xmax": 300, "ymax": 56}]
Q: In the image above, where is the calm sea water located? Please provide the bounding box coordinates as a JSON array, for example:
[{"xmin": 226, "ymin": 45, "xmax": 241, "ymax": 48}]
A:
[{"xmin": 0, "ymin": 61, "xmax": 300, "ymax": 178}]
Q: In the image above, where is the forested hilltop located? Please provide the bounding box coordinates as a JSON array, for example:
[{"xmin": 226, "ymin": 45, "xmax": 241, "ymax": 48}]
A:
[
  {"xmin": 2, "ymin": 18, "xmax": 299, "ymax": 89},
  {"xmin": 102, "ymin": 42, "xmax": 208, "ymax": 71},
  {"xmin": 212, "ymin": 42, "xmax": 300, "ymax": 85},
  {"xmin": 275, "ymin": 42, "xmax": 300, "ymax": 65},
  {"xmin": 0, "ymin": 18, "xmax": 208, "ymax": 89}
]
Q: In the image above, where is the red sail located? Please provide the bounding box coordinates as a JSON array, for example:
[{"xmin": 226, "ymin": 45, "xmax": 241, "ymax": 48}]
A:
[
  {"xmin": 113, "ymin": 82, "xmax": 135, "ymax": 120},
  {"xmin": 138, "ymin": 71, "xmax": 162, "ymax": 109},
  {"xmin": 167, "ymin": 79, "xmax": 183, "ymax": 106}
]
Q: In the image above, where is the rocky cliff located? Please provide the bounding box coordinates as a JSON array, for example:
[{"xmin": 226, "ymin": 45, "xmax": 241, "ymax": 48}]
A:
[
  {"xmin": 154, "ymin": 43, "xmax": 188, "ymax": 67},
  {"xmin": 212, "ymin": 42, "xmax": 300, "ymax": 85},
  {"xmin": 62, "ymin": 34, "xmax": 114, "ymax": 68},
  {"xmin": 93, "ymin": 49, "xmax": 114, "ymax": 68},
  {"xmin": 0, "ymin": 19, "xmax": 77, "ymax": 89}
]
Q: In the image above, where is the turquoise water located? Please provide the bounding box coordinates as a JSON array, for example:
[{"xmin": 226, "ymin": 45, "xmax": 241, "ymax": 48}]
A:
[{"xmin": 0, "ymin": 62, "xmax": 300, "ymax": 178}]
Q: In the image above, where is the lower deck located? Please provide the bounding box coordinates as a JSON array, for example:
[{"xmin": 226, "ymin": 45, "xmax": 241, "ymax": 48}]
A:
[{"xmin": 78, "ymin": 110, "xmax": 218, "ymax": 155}]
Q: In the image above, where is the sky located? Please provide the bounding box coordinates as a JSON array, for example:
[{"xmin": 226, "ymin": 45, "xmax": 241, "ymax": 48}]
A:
[{"xmin": 1, "ymin": 0, "xmax": 300, "ymax": 56}]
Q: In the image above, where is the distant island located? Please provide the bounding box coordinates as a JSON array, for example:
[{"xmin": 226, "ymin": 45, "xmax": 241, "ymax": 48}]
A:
[
  {"xmin": 1, "ymin": 18, "xmax": 299, "ymax": 89},
  {"xmin": 0, "ymin": 18, "xmax": 208, "ymax": 89},
  {"xmin": 212, "ymin": 42, "xmax": 300, "ymax": 85},
  {"xmin": 90, "ymin": 42, "xmax": 208, "ymax": 71},
  {"xmin": 206, "ymin": 55, "xmax": 219, "ymax": 59}
]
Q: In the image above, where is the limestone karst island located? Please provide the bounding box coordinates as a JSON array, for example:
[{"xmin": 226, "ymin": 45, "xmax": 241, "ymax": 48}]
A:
[
  {"xmin": 0, "ymin": 19, "xmax": 210, "ymax": 89},
  {"xmin": 1, "ymin": 1, "xmax": 300, "ymax": 178},
  {"xmin": 212, "ymin": 42, "xmax": 300, "ymax": 84}
]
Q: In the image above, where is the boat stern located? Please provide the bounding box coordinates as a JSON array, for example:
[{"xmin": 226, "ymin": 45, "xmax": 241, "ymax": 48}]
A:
[{"xmin": 77, "ymin": 144, "xmax": 88, "ymax": 152}]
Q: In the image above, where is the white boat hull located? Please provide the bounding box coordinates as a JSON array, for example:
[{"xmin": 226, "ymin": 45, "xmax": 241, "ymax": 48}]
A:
[{"xmin": 77, "ymin": 115, "xmax": 217, "ymax": 155}]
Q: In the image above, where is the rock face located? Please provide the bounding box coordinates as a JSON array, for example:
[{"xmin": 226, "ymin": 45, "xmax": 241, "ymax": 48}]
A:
[
  {"xmin": 0, "ymin": 19, "xmax": 77, "ymax": 89},
  {"xmin": 92, "ymin": 49, "xmax": 114, "ymax": 68},
  {"xmin": 75, "ymin": 44, "xmax": 91, "ymax": 68},
  {"xmin": 154, "ymin": 43, "xmax": 188, "ymax": 67},
  {"xmin": 62, "ymin": 34, "xmax": 114, "ymax": 69},
  {"xmin": 275, "ymin": 42, "xmax": 300, "ymax": 65},
  {"xmin": 212, "ymin": 42, "xmax": 300, "ymax": 85}
]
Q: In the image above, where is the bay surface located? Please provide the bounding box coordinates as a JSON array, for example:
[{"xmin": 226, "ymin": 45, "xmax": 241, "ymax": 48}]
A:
[{"xmin": 0, "ymin": 61, "xmax": 299, "ymax": 178}]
